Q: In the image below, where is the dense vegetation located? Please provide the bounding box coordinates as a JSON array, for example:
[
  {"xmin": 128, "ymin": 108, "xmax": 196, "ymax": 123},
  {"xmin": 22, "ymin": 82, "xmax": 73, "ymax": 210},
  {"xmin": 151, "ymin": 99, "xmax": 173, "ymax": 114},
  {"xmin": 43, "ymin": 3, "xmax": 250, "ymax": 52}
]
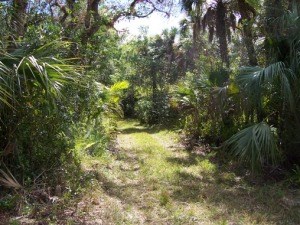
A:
[
  {"xmin": 0, "ymin": 0, "xmax": 299, "ymax": 223},
  {"xmin": 120, "ymin": 0, "xmax": 300, "ymax": 171}
]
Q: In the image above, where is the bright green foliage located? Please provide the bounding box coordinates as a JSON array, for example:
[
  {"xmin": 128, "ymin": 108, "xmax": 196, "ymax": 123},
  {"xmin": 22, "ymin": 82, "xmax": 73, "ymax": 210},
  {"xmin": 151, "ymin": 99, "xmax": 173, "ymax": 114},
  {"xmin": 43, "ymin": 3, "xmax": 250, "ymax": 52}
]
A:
[
  {"xmin": 118, "ymin": 30, "xmax": 183, "ymax": 124},
  {"xmin": 109, "ymin": 81, "xmax": 130, "ymax": 103}
]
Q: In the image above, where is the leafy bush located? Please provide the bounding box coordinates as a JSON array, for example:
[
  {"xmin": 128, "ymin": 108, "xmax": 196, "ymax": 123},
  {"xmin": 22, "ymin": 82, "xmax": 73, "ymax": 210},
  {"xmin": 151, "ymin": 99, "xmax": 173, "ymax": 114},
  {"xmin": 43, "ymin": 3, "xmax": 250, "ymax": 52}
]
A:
[
  {"xmin": 0, "ymin": 42, "xmax": 80, "ymax": 187},
  {"xmin": 208, "ymin": 68, "xmax": 230, "ymax": 86},
  {"xmin": 135, "ymin": 97, "xmax": 153, "ymax": 124}
]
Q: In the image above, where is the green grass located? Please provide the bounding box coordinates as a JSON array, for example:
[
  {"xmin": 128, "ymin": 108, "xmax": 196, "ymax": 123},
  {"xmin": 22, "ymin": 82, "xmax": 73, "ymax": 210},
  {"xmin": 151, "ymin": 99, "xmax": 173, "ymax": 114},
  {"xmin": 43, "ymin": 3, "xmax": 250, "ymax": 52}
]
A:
[{"xmin": 58, "ymin": 120, "xmax": 300, "ymax": 224}]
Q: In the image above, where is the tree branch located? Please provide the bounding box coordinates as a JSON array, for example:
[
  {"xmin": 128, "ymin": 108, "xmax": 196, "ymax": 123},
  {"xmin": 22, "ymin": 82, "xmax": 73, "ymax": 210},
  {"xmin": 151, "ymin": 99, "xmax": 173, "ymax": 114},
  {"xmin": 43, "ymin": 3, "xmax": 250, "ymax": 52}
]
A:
[
  {"xmin": 50, "ymin": 0, "xmax": 69, "ymax": 23},
  {"xmin": 110, "ymin": 0, "xmax": 171, "ymax": 26}
]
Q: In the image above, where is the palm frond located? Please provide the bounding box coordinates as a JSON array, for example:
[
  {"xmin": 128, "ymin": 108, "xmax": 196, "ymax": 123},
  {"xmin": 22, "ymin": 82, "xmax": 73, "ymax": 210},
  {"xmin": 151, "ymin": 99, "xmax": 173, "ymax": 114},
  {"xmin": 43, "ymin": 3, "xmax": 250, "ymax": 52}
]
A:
[
  {"xmin": 224, "ymin": 122, "xmax": 280, "ymax": 170},
  {"xmin": 0, "ymin": 169, "xmax": 22, "ymax": 189},
  {"xmin": 0, "ymin": 61, "xmax": 14, "ymax": 108},
  {"xmin": 0, "ymin": 42, "xmax": 79, "ymax": 109},
  {"xmin": 237, "ymin": 62, "xmax": 295, "ymax": 111}
]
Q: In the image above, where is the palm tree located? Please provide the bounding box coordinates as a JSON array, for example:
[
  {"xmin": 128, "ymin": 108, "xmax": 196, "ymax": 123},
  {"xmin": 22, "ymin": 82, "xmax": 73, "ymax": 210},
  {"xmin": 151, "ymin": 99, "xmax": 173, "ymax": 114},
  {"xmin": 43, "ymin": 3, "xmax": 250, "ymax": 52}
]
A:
[
  {"xmin": 181, "ymin": 0, "xmax": 203, "ymax": 61},
  {"xmin": 182, "ymin": 0, "xmax": 259, "ymax": 67},
  {"xmin": 0, "ymin": 41, "xmax": 78, "ymax": 160},
  {"xmin": 182, "ymin": 0, "xmax": 234, "ymax": 67},
  {"xmin": 236, "ymin": 0, "xmax": 258, "ymax": 66},
  {"xmin": 0, "ymin": 42, "xmax": 75, "ymax": 107},
  {"xmin": 224, "ymin": 2, "xmax": 300, "ymax": 169}
]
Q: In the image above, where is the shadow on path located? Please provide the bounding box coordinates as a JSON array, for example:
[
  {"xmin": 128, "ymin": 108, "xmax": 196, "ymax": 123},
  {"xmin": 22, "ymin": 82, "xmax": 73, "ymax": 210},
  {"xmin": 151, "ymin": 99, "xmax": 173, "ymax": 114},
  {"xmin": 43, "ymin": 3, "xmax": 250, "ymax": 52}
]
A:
[
  {"xmin": 167, "ymin": 151, "xmax": 300, "ymax": 224},
  {"xmin": 100, "ymin": 121, "xmax": 300, "ymax": 225},
  {"xmin": 119, "ymin": 127, "xmax": 157, "ymax": 134}
]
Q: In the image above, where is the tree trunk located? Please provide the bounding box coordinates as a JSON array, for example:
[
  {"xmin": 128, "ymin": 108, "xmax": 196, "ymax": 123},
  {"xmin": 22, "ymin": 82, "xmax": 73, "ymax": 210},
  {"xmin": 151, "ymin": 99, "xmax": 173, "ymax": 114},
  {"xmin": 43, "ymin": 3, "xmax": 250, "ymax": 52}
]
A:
[
  {"xmin": 264, "ymin": 0, "xmax": 285, "ymax": 62},
  {"xmin": 11, "ymin": 0, "xmax": 28, "ymax": 38},
  {"xmin": 238, "ymin": 0, "xmax": 258, "ymax": 66},
  {"xmin": 216, "ymin": 0, "xmax": 229, "ymax": 67},
  {"xmin": 242, "ymin": 25, "xmax": 258, "ymax": 66},
  {"xmin": 150, "ymin": 65, "xmax": 158, "ymax": 124},
  {"xmin": 81, "ymin": 0, "xmax": 102, "ymax": 48}
]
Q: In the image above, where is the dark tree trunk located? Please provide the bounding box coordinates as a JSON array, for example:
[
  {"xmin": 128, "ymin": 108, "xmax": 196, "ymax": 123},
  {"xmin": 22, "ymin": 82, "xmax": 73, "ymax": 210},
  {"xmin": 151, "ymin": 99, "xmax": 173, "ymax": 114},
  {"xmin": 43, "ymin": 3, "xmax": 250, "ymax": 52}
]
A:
[
  {"xmin": 216, "ymin": 0, "xmax": 229, "ymax": 67},
  {"xmin": 11, "ymin": 0, "xmax": 28, "ymax": 38},
  {"xmin": 264, "ymin": 0, "xmax": 286, "ymax": 62},
  {"xmin": 81, "ymin": 0, "xmax": 102, "ymax": 48},
  {"xmin": 185, "ymin": 1, "xmax": 202, "ymax": 66},
  {"xmin": 243, "ymin": 25, "xmax": 258, "ymax": 66},
  {"xmin": 264, "ymin": 0, "xmax": 285, "ymax": 37},
  {"xmin": 238, "ymin": 0, "xmax": 258, "ymax": 66}
]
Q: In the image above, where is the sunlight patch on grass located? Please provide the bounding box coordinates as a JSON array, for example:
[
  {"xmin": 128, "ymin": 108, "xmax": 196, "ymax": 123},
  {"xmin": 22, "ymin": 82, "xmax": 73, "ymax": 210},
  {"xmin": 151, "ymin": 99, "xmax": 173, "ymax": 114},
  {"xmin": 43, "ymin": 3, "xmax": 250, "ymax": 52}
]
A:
[{"xmin": 76, "ymin": 120, "xmax": 300, "ymax": 225}]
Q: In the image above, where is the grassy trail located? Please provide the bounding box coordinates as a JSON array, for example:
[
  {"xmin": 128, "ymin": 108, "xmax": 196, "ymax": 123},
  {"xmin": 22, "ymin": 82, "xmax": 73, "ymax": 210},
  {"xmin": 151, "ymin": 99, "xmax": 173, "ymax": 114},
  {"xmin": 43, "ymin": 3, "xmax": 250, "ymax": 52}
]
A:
[{"xmin": 78, "ymin": 120, "xmax": 299, "ymax": 225}]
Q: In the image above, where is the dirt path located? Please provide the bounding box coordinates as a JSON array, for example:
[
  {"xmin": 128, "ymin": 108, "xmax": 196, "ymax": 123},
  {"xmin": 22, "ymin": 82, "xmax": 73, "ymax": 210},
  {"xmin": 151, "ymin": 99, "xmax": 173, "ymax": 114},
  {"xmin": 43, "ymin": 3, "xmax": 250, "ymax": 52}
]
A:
[
  {"xmin": 6, "ymin": 121, "xmax": 299, "ymax": 224},
  {"xmin": 73, "ymin": 120, "xmax": 299, "ymax": 225}
]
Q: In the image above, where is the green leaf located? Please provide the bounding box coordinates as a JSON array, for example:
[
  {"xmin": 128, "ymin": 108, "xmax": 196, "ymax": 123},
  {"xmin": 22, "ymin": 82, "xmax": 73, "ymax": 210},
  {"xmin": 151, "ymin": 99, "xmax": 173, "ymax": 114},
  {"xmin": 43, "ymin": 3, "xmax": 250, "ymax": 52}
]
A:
[
  {"xmin": 224, "ymin": 122, "xmax": 280, "ymax": 171},
  {"xmin": 110, "ymin": 81, "xmax": 129, "ymax": 93},
  {"xmin": 237, "ymin": 62, "xmax": 295, "ymax": 112}
]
